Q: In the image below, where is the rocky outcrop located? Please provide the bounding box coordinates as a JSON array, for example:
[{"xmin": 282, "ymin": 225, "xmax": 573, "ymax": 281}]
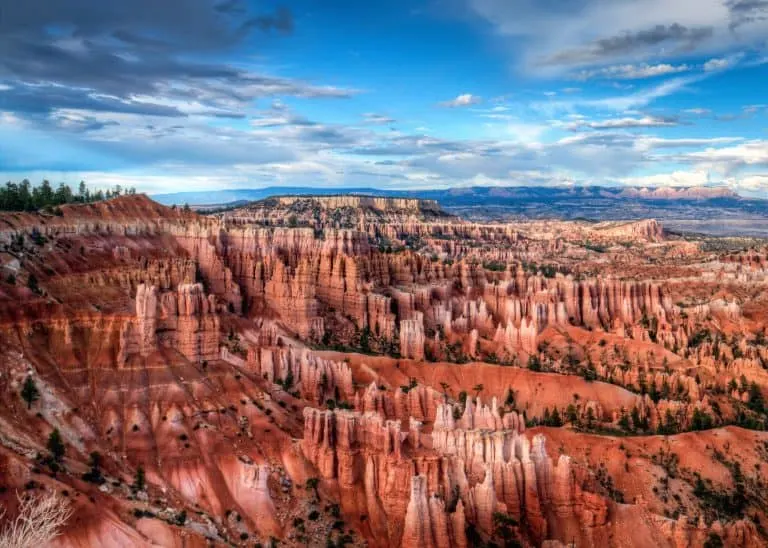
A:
[
  {"xmin": 400, "ymin": 313, "xmax": 425, "ymax": 360},
  {"xmin": 119, "ymin": 282, "xmax": 219, "ymax": 364},
  {"xmin": 301, "ymin": 408, "xmax": 404, "ymax": 481},
  {"xmin": 221, "ymin": 460, "xmax": 281, "ymax": 537},
  {"xmin": 433, "ymin": 397, "xmax": 525, "ymax": 433},
  {"xmin": 299, "ymin": 398, "xmax": 615, "ymax": 547},
  {"xmin": 493, "ymin": 317, "xmax": 539, "ymax": 353},
  {"xmin": 402, "ymin": 474, "xmax": 467, "ymax": 548},
  {"xmin": 429, "ymin": 424, "xmax": 611, "ymax": 546},
  {"xmin": 249, "ymin": 346, "xmax": 353, "ymax": 403},
  {"xmin": 593, "ymin": 219, "xmax": 664, "ymax": 242}
]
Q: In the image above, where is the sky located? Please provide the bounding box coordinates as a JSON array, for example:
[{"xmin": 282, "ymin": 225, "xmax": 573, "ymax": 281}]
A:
[{"xmin": 0, "ymin": 0, "xmax": 767, "ymax": 196}]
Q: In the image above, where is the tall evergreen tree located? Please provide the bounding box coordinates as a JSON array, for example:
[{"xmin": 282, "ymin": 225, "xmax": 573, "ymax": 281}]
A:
[
  {"xmin": 20, "ymin": 376, "xmax": 40, "ymax": 410},
  {"xmin": 47, "ymin": 428, "xmax": 65, "ymax": 463}
]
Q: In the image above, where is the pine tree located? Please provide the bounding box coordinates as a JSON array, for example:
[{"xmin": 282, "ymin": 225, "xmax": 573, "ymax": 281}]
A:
[
  {"xmin": 133, "ymin": 465, "xmax": 146, "ymax": 492},
  {"xmin": 550, "ymin": 407, "xmax": 563, "ymax": 427},
  {"xmin": 619, "ymin": 412, "xmax": 631, "ymax": 431},
  {"xmin": 649, "ymin": 381, "xmax": 660, "ymax": 403},
  {"xmin": 566, "ymin": 404, "xmax": 578, "ymax": 424},
  {"xmin": 83, "ymin": 451, "xmax": 105, "ymax": 484},
  {"xmin": 38, "ymin": 180, "xmax": 54, "ymax": 205},
  {"xmin": 527, "ymin": 355, "xmax": 542, "ymax": 371},
  {"xmin": 586, "ymin": 407, "xmax": 595, "ymax": 428},
  {"xmin": 748, "ymin": 381, "xmax": 765, "ymax": 413},
  {"xmin": 47, "ymin": 428, "xmax": 65, "ymax": 463},
  {"xmin": 505, "ymin": 388, "xmax": 515, "ymax": 408},
  {"xmin": 704, "ymin": 533, "xmax": 724, "ymax": 548},
  {"xmin": 27, "ymin": 273, "xmax": 39, "ymax": 293},
  {"xmin": 658, "ymin": 410, "xmax": 678, "ymax": 435},
  {"xmin": 691, "ymin": 408, "xmax": 714, "ymax": 431},
  {"xmin": 306, "ymin": 477, "xmax": 320, "ymax": 500},
  {"xmin": 631, "ymin": 406, "xmax": 646, "ymax": 431},
  {"xmin": 21, "ymin": 376, "xmax": 40, "ymax": 410}
]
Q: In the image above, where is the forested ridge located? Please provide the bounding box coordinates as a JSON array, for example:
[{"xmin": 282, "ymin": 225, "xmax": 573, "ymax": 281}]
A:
[{"xmin": 0, "ymin": 180, "xmax": 136, "ymax": 212}]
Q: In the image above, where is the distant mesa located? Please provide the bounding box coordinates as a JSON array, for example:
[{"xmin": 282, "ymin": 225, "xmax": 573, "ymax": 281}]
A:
[
  {"xmin": 267, "ymin": 194, "xmax": 442, "ymax": 214},
  {"xmin": 592, "ymin": 218, "xmax": 664, "ymax": 242}
]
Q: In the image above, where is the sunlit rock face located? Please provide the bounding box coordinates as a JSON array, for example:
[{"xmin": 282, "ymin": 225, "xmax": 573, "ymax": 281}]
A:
[{"xmin": 0, "ymin": 194, "xmax": 766, "ymax": 547}]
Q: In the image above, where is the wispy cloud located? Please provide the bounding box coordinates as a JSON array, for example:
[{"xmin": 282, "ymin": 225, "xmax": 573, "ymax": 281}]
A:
[
  {"xmin": 533, "ymin": 74, "xmax": 703, "ymax": 113},
  {"xmin": 362, "ymin": 113, "xmax": 396, "ymax": 125}
]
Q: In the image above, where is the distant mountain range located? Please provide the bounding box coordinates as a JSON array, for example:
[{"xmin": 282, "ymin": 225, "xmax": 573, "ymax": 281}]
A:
[
  {"xmin": 150, "ymin": 185, "xmax": 768, "ymax": 236},
  {"xmin": 151, "ymin": 185, "xmax": 742, "ymax": 206}
]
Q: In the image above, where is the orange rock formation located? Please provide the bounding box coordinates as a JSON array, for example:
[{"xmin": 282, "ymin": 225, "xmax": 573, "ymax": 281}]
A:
[{"xmin": 0, "ymin": 194, "xmax": 766, "ymax": 547}]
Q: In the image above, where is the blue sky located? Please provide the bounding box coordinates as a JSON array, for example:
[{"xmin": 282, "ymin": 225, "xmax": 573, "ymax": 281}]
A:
[{"xmin": 0, "ymin": 0, "xmax": 767, "ymax": 195}]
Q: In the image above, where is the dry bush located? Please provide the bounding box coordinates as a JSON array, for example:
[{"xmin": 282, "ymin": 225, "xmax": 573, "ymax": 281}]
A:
[{"xmin": 0, "ymin": 491, "xmax": 73, "ymax": 547}]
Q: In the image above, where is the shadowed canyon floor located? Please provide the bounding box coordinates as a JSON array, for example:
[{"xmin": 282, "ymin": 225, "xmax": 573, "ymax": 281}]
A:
[{"xmin": 1, "ymin": 194, "xmax": 767, "ymax": 547}]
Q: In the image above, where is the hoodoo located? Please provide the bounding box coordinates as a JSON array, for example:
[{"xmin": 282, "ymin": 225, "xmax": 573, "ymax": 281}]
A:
[{"xmin": 0, "ymin": 193, "xmax": 766, "ymax": 547}]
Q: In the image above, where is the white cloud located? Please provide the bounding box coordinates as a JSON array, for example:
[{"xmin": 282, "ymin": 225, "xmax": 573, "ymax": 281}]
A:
[
  {"xmin": 681, "ymin": 140, "xmax": 768, "ymax": 169},
  {"xmin": 576, "ymin": 63, "xmax": 690, "ymax": 80},
  {"xmin": 703, "ymin": 57, "xmax": 730, "ymax": 71},
  {"xmin": 505, "ymin": 121, "xmax": 550, "ymax": 142},
  {"xmin": 703, "ymin": 52, "xmax": 745, "ymax": 72},
  {"xmin": 566, "ymin": 115, "xmax": 679, "ymax": 130},
  {"xmin": 439, "ymin": 93, "xmax": 482, "ymax": 108},
  {"xmin": 637, "ymin": 136, "xmax": 742, "ymax": 149},
  {"xmin": 619, "ymin": 169, "xmax": 712, "ymax": 187},
  {"xmin": 467, "ymin": 0, "xmax": 766, "ymax": 74},
  {"xmin": 0, "ymin": 112, "xmax": 26, "ymax": 127},
  {"xmin": 725, "ymin": 174, "xmax": 768, "ymax": 195}
]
